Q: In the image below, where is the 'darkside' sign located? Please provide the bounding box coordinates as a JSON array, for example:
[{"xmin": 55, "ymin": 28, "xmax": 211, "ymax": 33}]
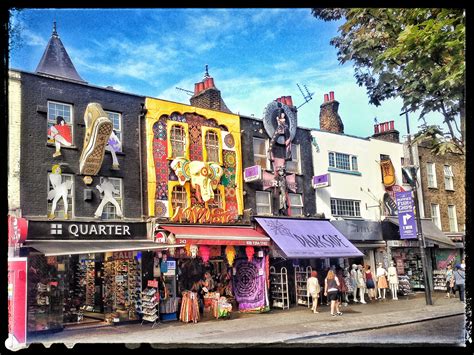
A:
[
  {"xmin": 27, "ymin": 220, "xmax": 148, "ymax": 240},
  {"xmin": 171, "ymin": 206, "xmax": 237, "ymax": 224}
]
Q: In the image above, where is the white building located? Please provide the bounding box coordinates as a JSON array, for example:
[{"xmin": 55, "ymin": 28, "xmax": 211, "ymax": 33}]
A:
[{"xmin": 310, "ymin": 91, "xmax": 409, "ymax": 271}]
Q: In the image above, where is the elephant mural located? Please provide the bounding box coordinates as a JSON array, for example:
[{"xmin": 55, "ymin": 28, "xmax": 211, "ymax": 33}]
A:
[{"xmin": 171, "ymin": 158, "xmax": 224, "ymax": 203}]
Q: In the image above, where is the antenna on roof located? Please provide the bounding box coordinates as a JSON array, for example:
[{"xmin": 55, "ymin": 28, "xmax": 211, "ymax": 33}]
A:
[
  {"xmin": 204, "ymin": 64, "xmax": 210, "ymax": 79},
  {"xmin": 176, "ymin": 87, "xmax": 194, "ymax": 96},
  {"xmin": 296, "ymin": 83, "xmax": 314, "ymax": 109}
]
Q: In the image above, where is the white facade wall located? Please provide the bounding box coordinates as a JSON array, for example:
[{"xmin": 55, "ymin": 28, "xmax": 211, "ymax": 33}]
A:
[
  {"xmin": 8, "ymin": 70, "xmax": 22, "ymax": 214},
  {"xmin": 311, "ymin": 129, "xmax": 410, "ymax": 222}
]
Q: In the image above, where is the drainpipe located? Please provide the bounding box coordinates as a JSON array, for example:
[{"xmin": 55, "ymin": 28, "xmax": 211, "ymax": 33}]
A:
[{"xmin": 138, "ymin": 103, "xmax": 145, "ymax": 219}]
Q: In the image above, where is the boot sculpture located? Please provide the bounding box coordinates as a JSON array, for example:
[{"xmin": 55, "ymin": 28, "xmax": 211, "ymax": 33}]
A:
[{"xmin": 79, "ymin": 103, "xmax": 113, "ymax": 178}]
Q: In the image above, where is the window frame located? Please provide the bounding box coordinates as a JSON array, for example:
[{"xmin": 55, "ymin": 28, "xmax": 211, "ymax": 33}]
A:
[
  {"xmin": 105, "ymin": 110, "xmax": 123, "ymax": 152},
  {"xmin": 426, "ymin": 162, "xmax": 437, "ymax": 188},
  {"xmin": 202, "ymin": 127, "xmax": 222, "ymax": 165},
  {"xmin": 47, "ymin": 101, "xmax": 74, "ymax": 146},
  {"xmin": 286, "ymin": 143, "xmax": 301, "ymax": 174},
  {"xmin": 447, "ymin": 205, "xmax": 458, "ymax": 232},
  {"xmin": 253, "ymin": 137, "xmax": 270, "ymax": 171},
  {"xmin": 167, "ymin": 122, "xmax": 190, "ymax": 160},
  {"xmin": 330, "ymin": 198, "xmax": 361, "ymax": 217},
  {"xmin": 443, "ymin": 165, "xmax": 454, "ymax": 191},
  {"xmin": 168, "ymin": 181, "xmax": 191, "ymax": 217},
  {"xmin": 47, "ymin": 172, "xmax": 74, "ymax": 218},
  {"xmin": 99, "ymin": 177, "xmax": 123, "ymax": 220},
  {"xmin": 430, "ymin": 203, "xmax": 441, "ymax": 229},
  {"xmin": 288, "ymin": 193, "xmax": 303, "ymax": 216},
  {"xmin": 206, "ymin": 185, "xmax": 226, "ymax": 210},
  {"xmin": 256, "ymin": 191, "xmax": 272, "ymax": 215},
  {"xmin": 328, "ymin": 151, "xmax": 358, "ymax": 172}
]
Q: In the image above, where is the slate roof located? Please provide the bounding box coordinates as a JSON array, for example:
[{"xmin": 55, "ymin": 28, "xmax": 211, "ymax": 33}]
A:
[{"xmin": 35, "ymin": 24, "xmax": 86, "ymax": 83}]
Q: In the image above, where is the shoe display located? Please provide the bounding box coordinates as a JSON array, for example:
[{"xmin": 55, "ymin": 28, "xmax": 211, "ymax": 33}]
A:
[{"xmin": 79, "ymin": 103, "xmax": 113, "ymax": 176}]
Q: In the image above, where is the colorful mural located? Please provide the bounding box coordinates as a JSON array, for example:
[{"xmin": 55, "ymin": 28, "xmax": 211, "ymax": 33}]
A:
[{"xmin": 145, "ymin": 98, "xmax": 243, "ymax": 221}]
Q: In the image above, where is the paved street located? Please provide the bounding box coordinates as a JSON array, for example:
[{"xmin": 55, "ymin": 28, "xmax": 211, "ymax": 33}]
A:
[{"xmin": 22, "ymin": 293, "xmax": 466, "ymax": 349}]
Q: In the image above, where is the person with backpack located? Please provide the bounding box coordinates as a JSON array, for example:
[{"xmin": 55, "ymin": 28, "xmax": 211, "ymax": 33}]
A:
[{"xmin": 453, "ymin": 264, "xmax": 465, "ymax": 302}]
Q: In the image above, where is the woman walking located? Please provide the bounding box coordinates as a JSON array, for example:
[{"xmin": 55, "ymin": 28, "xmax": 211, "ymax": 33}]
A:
[
  {"xmin": 365, "ymin": 265, "xmax": 376, "ymax": 301},
  {"xmin": 324, "ymin": 270, "xmax": 342, "ymax": 317},
  {"xmin": 307, "ymin": 271, "xmax": 321, "ymax": 313}
]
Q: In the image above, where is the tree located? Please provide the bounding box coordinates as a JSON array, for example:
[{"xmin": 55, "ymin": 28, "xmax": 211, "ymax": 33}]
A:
[{"xmin": 312, "ymin": 8, "xmax": 465, "ymax": 156}]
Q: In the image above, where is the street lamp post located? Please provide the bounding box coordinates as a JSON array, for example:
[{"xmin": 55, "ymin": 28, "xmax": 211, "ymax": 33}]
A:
[{"xmin": 401, "ymin": 110, "xmax": 433, "ymax": 306}]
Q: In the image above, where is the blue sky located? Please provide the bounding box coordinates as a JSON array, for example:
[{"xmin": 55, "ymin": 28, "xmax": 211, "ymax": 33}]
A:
[{"xmin": 9, "ymin": 8, "xmax": 446, "ymax": 139}]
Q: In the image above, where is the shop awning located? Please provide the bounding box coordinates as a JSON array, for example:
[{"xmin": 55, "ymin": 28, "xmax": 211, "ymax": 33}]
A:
[
  {"xmin": 383, "ymin": 217, "xmax": 456, "ymax": 248},
  {"xmin": 160, "ymin": 225, "xmax": 270, "ymax": 246},
  {"xmin": 255, "ymin": 218, "xmax": 363, "ymax": 258},
  {"xmin": 25, "ymin": 240, "xmax": 184, "ymax": 256}
]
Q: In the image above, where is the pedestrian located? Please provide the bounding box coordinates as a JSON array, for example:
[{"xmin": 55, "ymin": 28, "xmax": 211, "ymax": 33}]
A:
[
  {"xmin": 306, "ymin": 270, "xmax": 321, "ymax": 313},
  {"xmin": 336, "ymin": 265, "xmax": 349, "ymax": 306},
  {"xmin": 445, "ymin": 264, "xmax": 454, "ymax": 298},
  {"xmin": 376, "ymin": 262, "xmax": 389, "ymax": 299},
  {"xmin": 365, "ymin": 265, "xmax": 376, "ymax": 301},
  {"xmin": 453, "ymin": 264, "xmax": 465, "ymax": 302},
  {"xmin": 324, "ymin": 270, "xmax": 342, "ymax": 317},
  {"xmin": 357, "ymin": 265, "xmax": 367, "ymax": 304}
]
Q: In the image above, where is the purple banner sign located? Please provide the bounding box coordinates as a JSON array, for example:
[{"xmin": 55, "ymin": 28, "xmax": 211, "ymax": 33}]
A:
[
  {"xmin": 255, "ymin": 218, "xmax": 363, "ymax": 258},
  {"xmin": 232, "ymin": 257, "xmax": 267, "ymax": 311},
  {"xmin": 395, "ymin": 191, "xmax": 418, "ymax": 239},
  {"xmin": 312, "ymin": 174, "xmax": 330, "ymax": 188},
  {"xmin": 244, "ymin": 165, "xmax": 262, "ymax": 182}
]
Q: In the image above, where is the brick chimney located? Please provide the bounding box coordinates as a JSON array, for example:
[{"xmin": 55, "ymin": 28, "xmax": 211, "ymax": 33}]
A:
[
  {"xmin": 372, "ymin": 120, "xmax": 400, "ymax": 143},
  {"xmin": 319, "ymin": 91, "xmax": 344, "ymax": 133},
  {"xmin": 190, "ymin": 67, "xmax": 232, "ymax": 113}
]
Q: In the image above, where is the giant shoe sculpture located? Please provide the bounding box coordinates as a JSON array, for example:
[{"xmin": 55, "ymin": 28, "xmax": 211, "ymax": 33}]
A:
[{"xmin": 79, "ymin": 103, "xmax": 113, "ymax": 180}]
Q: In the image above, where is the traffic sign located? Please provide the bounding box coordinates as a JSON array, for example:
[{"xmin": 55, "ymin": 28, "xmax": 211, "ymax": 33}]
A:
[{"xmin": 395, "ymin": 191, "xmax": 418, "ymax": 239}]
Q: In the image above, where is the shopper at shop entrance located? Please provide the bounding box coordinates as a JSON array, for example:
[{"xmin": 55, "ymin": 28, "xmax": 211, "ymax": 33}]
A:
[
  {"xmin": 453, "ymin": 264, "xmax": 465, "ymax": 302},
  {"xmin": 307, "ymin": 271, "xmax": 321, "ymax": 314}
]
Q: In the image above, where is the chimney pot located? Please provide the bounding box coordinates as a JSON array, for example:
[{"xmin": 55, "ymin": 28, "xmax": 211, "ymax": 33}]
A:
[
  {"xmin": 286, "ymin": 96, "xmax": 293, "ymax": 106},
  {"xmin": 197, "ymin": 82, "xmax": 205, "ymax": 93},
  {"xmin": 384, "ymin": 122, "xmax": 389, "ymax": 132},
  {"xmin": 390, "ymin": 120, "xmax": 394, "ymax": 130},
  {"xmin": 276, "ymin": 97, "xmax": 281, "ymax": 103},
  {"xmin": 329, "ymin": 91, "xmax": 335, "ymax": 101},
  {"xmin": 374, "ymin": 124, "xmax": 379, "ymax": 134},
  {"xmin": 194, "ymin": 83, "xmax": 200, "ymax": 95},
  {"xmin": 324, "ymin": 94, "xmax": 329, "ymax": 103},
  {"xmin": 203, "ymin": 78, "xmax": 211, "ymax": 89}
]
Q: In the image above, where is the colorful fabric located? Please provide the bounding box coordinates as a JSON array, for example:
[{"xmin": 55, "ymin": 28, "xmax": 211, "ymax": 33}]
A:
[{"xmin": 232, "ymin": 258, "xmax": 267, "ymax": 311}]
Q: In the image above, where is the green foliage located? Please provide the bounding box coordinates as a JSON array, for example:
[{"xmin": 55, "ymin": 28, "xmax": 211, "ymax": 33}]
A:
[{"xmin": 312, "ymin": 8, "xmax": 465, "ymax": 155}]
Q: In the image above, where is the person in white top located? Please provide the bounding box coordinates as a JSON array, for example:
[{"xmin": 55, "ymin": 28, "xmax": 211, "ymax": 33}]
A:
[
  {"xmin": 306, "ymin": 270, "xmax": 321, "ymax": 314},
  {"xmin": 387, "ymin": 261, "xmax": 399, "ymax": 300}
]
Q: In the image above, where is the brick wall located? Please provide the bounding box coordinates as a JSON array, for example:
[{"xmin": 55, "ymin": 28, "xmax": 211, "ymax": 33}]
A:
[
  {"xmin": 319, "ymin": 101, "xmax": 344, "ymax": 133},
  {"xmin": 190, "ymin": 88, "xmax": 231, "ymax": 113},
  {"xmin": 19, "ymin": 71, "xmax": 145, "ymax": 219},
  {"xmin": 418, "ymin": 144, "xmax": 465, "ymax": 232},
  {"xmin": 241, "ymin": 116, "xmax": 316, "ymax": 217}
]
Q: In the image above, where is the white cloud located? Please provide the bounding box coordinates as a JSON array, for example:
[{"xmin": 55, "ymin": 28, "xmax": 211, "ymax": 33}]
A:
[{"xmin": 22, "ymin": 29, "xmax": 47, "ymax": 47}]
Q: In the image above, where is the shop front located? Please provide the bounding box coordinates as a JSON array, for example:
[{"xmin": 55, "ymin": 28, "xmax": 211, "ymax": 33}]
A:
[
  {"xmin": 255, "ymin": 217, "xmax": 363, "ymax": 309},
  {"xmin": 22, "ymin": 220, "xmax": 182, "ymax": 334},
  {"xmin": 331, "ymin": 219, "xmax": 387, "ymax": 272},
  {"xmin": 382, "ymin": 217, "xmax": 456, "ymax": 292},
  {"xmin": 156, "ymin": 224, "xmax": 271, "ymax": 322}
]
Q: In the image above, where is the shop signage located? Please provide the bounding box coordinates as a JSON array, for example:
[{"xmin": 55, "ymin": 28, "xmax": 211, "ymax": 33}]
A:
[
  {"xmin": 27, "ymin": 221, "xmax": 147, "ymax": 240},
  {"xmin": 387, "ymin": 240, "xmax": 419, "ymax": 247},
  {"xmin": 148, "ymin": 280, "xmax": 158, "ymax": 288},
  {"xmin": 312, "ymin": 174, "xmax": 330, "ymax": 189},
  {"xmin": 244, "ymin": 165, "xmax": 262, "ymax": 182},
  {"xmin": 395, "ymin": 191, "xmax": 417, "ymax": 239},
  {"xmin": 113, "ymin": 251, "xmax": 134, "ymax": 260},
  {"xmin": 331, "ymin": 220, "xmax": 382, "ymax": 241},
  {"xmin": 171, "ymin": 207, "xmax": 236, "ymax": 224},
  {"xmin": 8, "ymin": 216, "xmax": 28, "ymax": 248},
  {"xmin": 176, "ymin": 238, "xmax": 269, "ymax": 246},
  {"xmin": 8, "ymin": 259, "xmax": 27, "ymax": 345}
]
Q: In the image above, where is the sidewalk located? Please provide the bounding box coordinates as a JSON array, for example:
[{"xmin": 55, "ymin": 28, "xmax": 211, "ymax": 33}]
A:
[{"xmin": 24, "ymin": 292, "xmax": 465, "ymax": 347}]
